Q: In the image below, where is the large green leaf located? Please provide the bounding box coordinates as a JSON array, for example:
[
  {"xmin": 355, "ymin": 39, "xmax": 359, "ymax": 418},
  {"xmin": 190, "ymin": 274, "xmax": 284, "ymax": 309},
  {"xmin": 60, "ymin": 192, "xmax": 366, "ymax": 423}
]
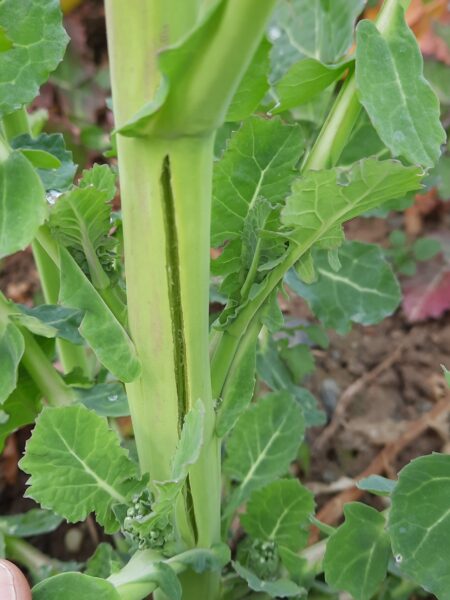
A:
[
  {"xmin": 356, "ymin": 7, "xmax": 445, "ymax": 168},
  {"xmin": 241, "ymin": 479, "xmax": 314, "ymax": 551},
  {"xmin": 20, "ymin": 404, "xmax": 145, "ymax": 533},
  {"xmin": 286, "ymin": 241, "xmax": 401, "ymax": 334},
  {"xmin": 212, "ymin": 116, "xmax": 304, "ymax": 246},
  {"xmin": 224, "ymin": 392, "xmax": 304, "ymax": 516},
  {"xmin": 226, "ymin": 38, "xmax": 271, "ymax": 122},
  {"xmin": 11, "ymin": 133, "xmax": 77, "ymax": 192},
  {"xmin": 270, "ymin": 0, "xmax": 364, "ymax": 80},
  {"xmin": 59, "ymin": 248, "xmax": 140, "ymax": 383},
  {"xmin": 272, "ymin": 59, "xmax": 350, "ymax": 114},
  {"xmin": 50, "ymin": 167, "xmax": 116, "ymax": 289},
  {"xmin": 324, "ymin": 503, "xmax": 391, "ymax": 600},
  {"xmin": 0, "ymin": 0, "xmax": 68, "ymax": 116},
  {"xmin": 0, "ymin": 150, "xmax": 47, "ymax": 258},
  {"xmin": 0, "ymin": 320, "xmax": 24, "ymax": 404},
  {"xmin": 33, "ymin": 573, "xmax": 120, "ymax": 600},
  {"xmin": 233, "ymin": 562, "xmax": 304, "ymax": 598},
  {"xmin": 281, "ymin": 159, "xmax": 422, "ymax": 250},
  {"xmin": 388, "ymin": 454, "xmax": 450, "ymax": 599}
]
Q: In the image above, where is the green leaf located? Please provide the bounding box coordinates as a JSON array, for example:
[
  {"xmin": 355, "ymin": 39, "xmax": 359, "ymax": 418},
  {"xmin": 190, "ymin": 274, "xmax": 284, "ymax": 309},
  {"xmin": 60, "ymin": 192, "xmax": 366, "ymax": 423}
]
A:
[
  {"xmin": 233, "ymin": 561, "xmax": 305, "ymax": 598},
  {"xmin": 339, "ymin": 113, "xmax": 386, "ymax": 166},
  {"xmin": 413, "ymin": 237, "xmax": 441, "ymax": 261},
  {"xmin": 356, "ymin": 8, "xmax": 445, "ymax": 168},
  {"xmin": 11, "ymin": 133, "xmax": 77, "ymax": 192},
  {"xmin": 79, "ymin": 164, "xmax": 117, "ymax": 202},
  {"xmin": 357, "ymin": 475, "xmax": 397, "ymax": 497},
  {"xmin": 286, "ymin": 241, "xmax": 401, "ymax": 334},
  {"xmin": 241, "ymin": 479, "xmax": 314, "ymax": 551},
  {"xmin": 226, "ymin": 38, "xmax": 271, "ymax": 122},
  {"xmin": 171, "ymin": 400, "xmax": 205, "ymax": 482},
  {"xmin": 388, "ymin": 453, "xmax": 450, "ymax": 599},
  {"xmin": 212, "ymin": 116, "xmax": 304, "ymax": 247},
  {"xmin": 0, "ymin": 0, "xmax": 68, "ymax": 116},
  {"xmin": 12, "ymin": 304, "xmax": 83, "ymax": 344},
  {"xmin": 32, "ymin": 573, "xmax": 120, "ymax": 600},
  {"xmin": 50, "ymin": 175, "xmax": 114, "ymax": 290},
  {"xmin": 86, "ymin": 543, "xmax": 122, "ymax": 579},
  {"xmin": 0, "ymin": 509, "xmax": 62, "ymax": 537},
  {"xmin": 20, "ymin": 404, "xmax": 145, "ymax": 533},
  {"xmin": 224, "ymin": 392, "xmax": 305, "ymax": 516},
  {"xmin": 0, "ymin": 150, "xmax": 47, "ymax": 258},
  {"xmin": 0, "ymin": 320, "xmax": 24, "ymax": 404},
  {"xmin": 76, "ymin": 383, "xmax": 129, "ymax": 418},
  {"xmin": 324, "ymin": 503, "xmax": 391, "ymax": 600},
  {"xmin": 270, "ymin": 0, "xmax": 364, "ymax": 79},
  {"xmin": 59, "ymin": 248, "xmax": 140, "ymax": 383},
  {"xmin": 281, "ymin": 159, "xmax": 422, "ymax": 251},
  {"xmin": 0, "ymin": 376, "xmax": 41, "ymax": 452},
  {"xmin": 18, "ymin": 148, "xmax": 61, "ymax": 169},
  {"xmin": 256, "ymin": 335, "xmax": 325, "ymax": 427},
  {"xmin": 216, "ymin": 338, "xmax": 257, "ymax": 438},
  {"xmin": 272, "ymin": 59, "xmax": 350, "ymax": 114}
]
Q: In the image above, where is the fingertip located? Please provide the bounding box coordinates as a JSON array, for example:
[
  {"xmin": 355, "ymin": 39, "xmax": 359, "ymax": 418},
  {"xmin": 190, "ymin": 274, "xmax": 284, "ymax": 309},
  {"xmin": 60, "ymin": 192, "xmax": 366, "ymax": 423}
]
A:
[{"xmin": 0, "ymin": 559, "xmax": 32, "ymax": 600}]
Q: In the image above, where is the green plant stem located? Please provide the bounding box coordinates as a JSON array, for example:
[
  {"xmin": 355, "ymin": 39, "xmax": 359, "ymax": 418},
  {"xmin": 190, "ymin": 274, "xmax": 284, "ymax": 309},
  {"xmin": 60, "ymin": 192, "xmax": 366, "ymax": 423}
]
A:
[
  {"xmin": 106, "ymin": 2, "xmax": 276, "ymax": 598},
  {"xmin": 19, "ymin": 328, "xmax": 74, "ymax": 406},
  {"xmin": 32, "ymin": 239, "xmax": 91, "ymax": 376},
  {"xmin": 301, "ymin": 74, "xmax": 361, "ymax": 172},
  {"xmin": 1, "ymin": 108, "xmax": 29, "ymax": 140},
  {"xmin": 5, "ymin": 536, "xmax": 57, "ymax": 578}
]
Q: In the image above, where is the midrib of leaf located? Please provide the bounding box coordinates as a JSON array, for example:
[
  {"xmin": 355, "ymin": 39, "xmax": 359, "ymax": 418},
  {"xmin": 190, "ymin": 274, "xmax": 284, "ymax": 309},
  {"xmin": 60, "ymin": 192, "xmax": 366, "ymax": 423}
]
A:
[
  {"xmin": 383, "ymin": 30, "xmax": 427, "ymax": 162},
  {"xmin": 410, "ymin": 507, "xmax": 450, "ymax": 560},
  {"xmin": 267, "ymin": 497, "xmax": 301, "ymax": 541},
  {"xmin": 53, "ymin": 427, "xmax": 128, "ymax": 505},
  {"xmin": 316, "ymin": 267, "xmax": 395, "ymax": 298},
  {"xmin": 361, "ymin": 542, "xmax": 378, "ymax": 598},
  {"xmin": 239, "ymin": 412, "xmax": 288, "ymax": 492}
]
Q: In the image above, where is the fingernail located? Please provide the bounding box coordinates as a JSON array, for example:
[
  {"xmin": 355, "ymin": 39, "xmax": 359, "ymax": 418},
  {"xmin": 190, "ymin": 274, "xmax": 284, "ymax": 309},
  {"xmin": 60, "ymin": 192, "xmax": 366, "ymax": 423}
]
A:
[{"xmin": 0, "ymin": 560, "xmax": 32, "ymax": 600}]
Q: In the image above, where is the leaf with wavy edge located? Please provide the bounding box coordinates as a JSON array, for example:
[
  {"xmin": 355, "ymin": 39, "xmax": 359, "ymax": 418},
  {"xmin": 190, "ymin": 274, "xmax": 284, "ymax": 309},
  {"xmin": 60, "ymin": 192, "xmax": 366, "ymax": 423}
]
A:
[
  {"xmin": 0, "ymin": 0, "xmax": 68, "ymax": 117},
  {"xmin": 20, "ymin": 404, "xmax": 145, "ymax": 533}
]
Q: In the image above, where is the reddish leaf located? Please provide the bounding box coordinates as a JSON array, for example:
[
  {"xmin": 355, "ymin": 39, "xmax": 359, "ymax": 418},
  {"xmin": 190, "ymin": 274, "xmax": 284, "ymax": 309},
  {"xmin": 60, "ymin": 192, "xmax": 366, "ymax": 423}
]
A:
[{"xmin": 402, "ymin": 255, "xmax": 450, "ymax": 322}]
